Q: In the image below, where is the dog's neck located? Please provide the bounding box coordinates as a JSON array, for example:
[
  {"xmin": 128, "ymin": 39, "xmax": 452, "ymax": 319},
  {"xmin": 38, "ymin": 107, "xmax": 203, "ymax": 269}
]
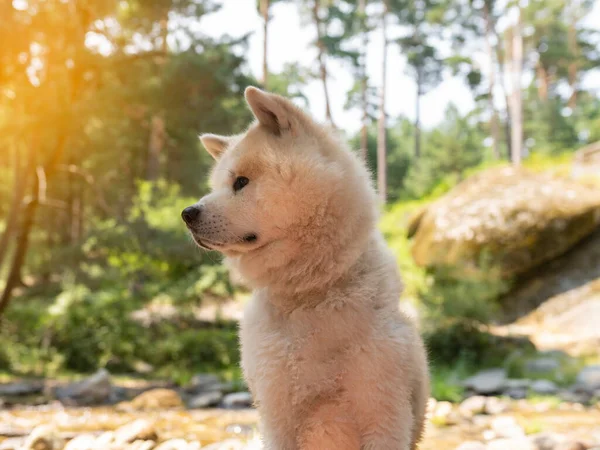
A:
[{"xmin": 237, "ymin": 230, "xmax": 385, "ymax": 312}]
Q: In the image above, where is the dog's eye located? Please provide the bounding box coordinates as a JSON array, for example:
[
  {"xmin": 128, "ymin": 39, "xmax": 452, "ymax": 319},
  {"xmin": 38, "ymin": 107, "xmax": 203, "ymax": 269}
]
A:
[{"xmin": 233, "ymin": 176, "xmax": 249, "ymax": 192}]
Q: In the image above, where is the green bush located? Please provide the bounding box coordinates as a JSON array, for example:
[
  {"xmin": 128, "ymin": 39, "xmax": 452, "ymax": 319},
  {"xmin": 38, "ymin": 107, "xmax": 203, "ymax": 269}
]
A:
[{"xmin": 425, "ymin": 320, "xmax": 535, "ymax": 368}]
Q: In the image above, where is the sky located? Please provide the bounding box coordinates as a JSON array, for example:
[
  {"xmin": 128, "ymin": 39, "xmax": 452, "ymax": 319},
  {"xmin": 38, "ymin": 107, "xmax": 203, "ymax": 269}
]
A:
[{"xmin": 198, "ymin": 0, "xmax": 600, "ymax": 134}]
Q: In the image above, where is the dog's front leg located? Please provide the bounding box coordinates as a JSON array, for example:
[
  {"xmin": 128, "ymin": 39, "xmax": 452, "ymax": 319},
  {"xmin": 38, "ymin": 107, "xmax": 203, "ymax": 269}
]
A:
[{"xmin": 297, "ymin": 403, "xmax": 360, "ymax": 450}]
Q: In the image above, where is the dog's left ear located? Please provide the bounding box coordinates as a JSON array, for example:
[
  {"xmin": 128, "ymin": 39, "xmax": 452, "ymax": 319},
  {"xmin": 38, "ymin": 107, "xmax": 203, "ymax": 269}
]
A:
[
  {"xmin": 200, "ymin": 134, "xmax": 230, "ymax": 160},
  {"xmin": 245, "ymin": 86, "xmax": 294, "ymax": 136}
]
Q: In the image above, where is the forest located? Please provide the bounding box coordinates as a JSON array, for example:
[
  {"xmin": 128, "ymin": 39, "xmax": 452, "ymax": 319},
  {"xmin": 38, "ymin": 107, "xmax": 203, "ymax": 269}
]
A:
[{"xmin": 1, "ymin": 1, "xmax": 600, "ymax": 448}]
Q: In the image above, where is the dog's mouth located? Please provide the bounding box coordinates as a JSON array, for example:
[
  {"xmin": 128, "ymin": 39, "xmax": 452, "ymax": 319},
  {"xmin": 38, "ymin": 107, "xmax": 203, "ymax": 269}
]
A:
[{"xmin": 188, "ymin": 230, "xmax": 259, "ymax": 251}]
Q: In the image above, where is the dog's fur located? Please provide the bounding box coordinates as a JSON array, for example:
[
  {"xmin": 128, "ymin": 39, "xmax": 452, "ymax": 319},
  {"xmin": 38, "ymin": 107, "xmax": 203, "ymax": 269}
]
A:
[{"xmin": 185, "ymin": 87, "xmax": 429, "ymax": 449}]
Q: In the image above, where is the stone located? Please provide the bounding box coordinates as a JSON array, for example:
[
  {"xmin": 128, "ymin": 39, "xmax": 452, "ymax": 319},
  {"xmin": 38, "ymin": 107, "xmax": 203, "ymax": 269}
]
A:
[
  {"xmin": 576, "ymin": 365, "xmax": 600, "ymax": 391},
  {"xmin": 484, "ymin": 397, "xmax": 510, "ymax": 415},
  {"xmin": 0, "ymin": 382, "xmax": 43, "ymax": 397},
  {"xmin": 154, "ymin": 439, "xmax": 190, "ymax": 450},
  {"xmin": 129, "ymin": 440, "xmax": 158, "ymax": 450},
  {"xmin": 187, "ymin": 390, "xmax": 223, "ymax": 409},
  {"xmin": 55, "ymin": 369, "xmax": 112, "ymax": 405},
  {"xmin": 431, "ymin": 401, "xmax": 456, "ymax": 426},
  {"xmin": 490, "ymin": 416, "xmax": 525, "ymax": 439},
  {"xmin": 113, "ymin": 420, "xmax": 157, "ymax": 445},
  {"xmin": 505, "ymin": 387, "xmax": 528, "ymax": 400},
  {"xmin": 22, "ymin": 425, "xmax": 65, "ymax": 450},
  {"xmin": 455, "ymin": 442, "xmax": 486, "ymax": 450},
  {"xmin": 201, "ymin": 440, "xmax": 246, "ymax": 450},
  {"xmin": 0, "ymin": 438, "xmax": 25, "ymax": 450},
  {"xmin": 119, "ymin": 389, "xmax": 184, "ymax": 411},
  {"xmin": 555, "ymin": 443, "xmax": 587, "ymax": 450},
  {"xmin": 94, "ymin": 431, "xmax": 115, "ymax": 447},
  {"xmin": 63, "ymin": 434, "xmax": 97, "ymax": 450},
  {"xmin": 487, "ymin": 438, "xmax": 536, "ymax": 450},
  {"xmin": 560, "ymin": 390, "xmax": 591, "ymax": 404},
  {"xmin": 504, "ymin": 379, "xmax": 531, "ymax": 390},
  {"xmin": 409, "ymin": 167, "xmax": 600, "ymax": 277},
  {"xmin": 222, "ymin": 391, "xmax": 253, "ymax": 409},
  {"xmin": 531, "ymin": 380, "xmax": 559, "ymax": 395},
  {"xmin": 459, "ymin": 396, "xmax": 487, "ymax": 417},
  {"xmin": 463, "ymin": 369, "xmax": 507, "ymax": 395},
  {"xmin": 529, "ymin": 432, "xmax": 566, "ymax": 450},
  {"xmin": 185, "ymin": 374, "xmax": 222, "ymax": 393},
  {"xmin": 525, "ymin": 357, "xmax": 561, "ymax": 375}
]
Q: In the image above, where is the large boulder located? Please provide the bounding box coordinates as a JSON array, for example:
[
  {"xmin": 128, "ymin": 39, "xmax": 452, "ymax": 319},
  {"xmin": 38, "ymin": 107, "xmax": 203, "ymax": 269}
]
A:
[{"xmin": 409, "ymin": 167, "xmax": 600, "ymax": 277}]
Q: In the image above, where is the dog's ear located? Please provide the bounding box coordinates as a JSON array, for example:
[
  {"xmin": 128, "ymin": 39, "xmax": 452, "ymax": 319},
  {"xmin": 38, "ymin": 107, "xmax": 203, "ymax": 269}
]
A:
[
  {"xmin": 245, "ymin": 86, "xmax": 294, "ymax": 136},
  {"xmin": 200, "ymin": 134, "xmax": 230, "ymax": 160}
]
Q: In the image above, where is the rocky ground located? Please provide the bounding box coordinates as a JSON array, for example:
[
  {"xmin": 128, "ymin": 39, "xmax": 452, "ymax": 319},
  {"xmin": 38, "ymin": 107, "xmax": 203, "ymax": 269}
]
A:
[{"xmin": 1, "ymin": 358, "xmax": 599, "ymax": 450}]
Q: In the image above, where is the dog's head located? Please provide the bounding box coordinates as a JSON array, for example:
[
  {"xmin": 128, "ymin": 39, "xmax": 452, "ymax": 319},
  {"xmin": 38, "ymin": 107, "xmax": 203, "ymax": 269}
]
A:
[{"xmin": 183, "ymin": 87, "xmax": 377, "ymax": 292}]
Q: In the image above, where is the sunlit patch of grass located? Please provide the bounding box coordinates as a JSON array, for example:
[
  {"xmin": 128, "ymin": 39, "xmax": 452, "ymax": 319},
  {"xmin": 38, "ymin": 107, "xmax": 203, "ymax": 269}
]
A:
[{"xmin": 523, "ymin": 418, "xmax": 544, "ymax": 435}]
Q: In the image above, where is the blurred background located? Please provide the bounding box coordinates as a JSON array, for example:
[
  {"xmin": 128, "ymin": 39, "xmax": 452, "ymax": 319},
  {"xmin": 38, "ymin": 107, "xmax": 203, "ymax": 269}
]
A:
[{"xmin": 1, "ymin": 0, "xmax": 600, "ymax": 449}]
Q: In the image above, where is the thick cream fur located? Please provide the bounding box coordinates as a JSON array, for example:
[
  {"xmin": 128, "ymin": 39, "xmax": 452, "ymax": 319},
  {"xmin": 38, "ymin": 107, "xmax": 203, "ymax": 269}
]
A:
[{"xmin": 194, "ymin": 87, "xmax": 429, "ymax": 449}]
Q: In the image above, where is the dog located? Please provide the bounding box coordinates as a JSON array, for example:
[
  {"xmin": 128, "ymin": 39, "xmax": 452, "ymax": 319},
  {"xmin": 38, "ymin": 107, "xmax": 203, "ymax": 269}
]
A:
[{"xmin": 182, "ymin": 87, "xmax": 429, "ymax": 449}]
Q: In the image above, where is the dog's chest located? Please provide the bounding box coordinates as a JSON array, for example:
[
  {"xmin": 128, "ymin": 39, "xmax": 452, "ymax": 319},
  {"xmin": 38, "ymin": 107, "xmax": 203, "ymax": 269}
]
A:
[{"xmin": 240, "ymin": 295, "xmax": 359, "ymax": 412}]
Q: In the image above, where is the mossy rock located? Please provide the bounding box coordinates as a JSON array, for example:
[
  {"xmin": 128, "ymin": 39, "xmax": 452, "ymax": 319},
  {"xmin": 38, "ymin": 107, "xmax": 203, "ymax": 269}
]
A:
[{"xmin": 410, "ymin": 167, "xmax": 600, "ymax": 277}]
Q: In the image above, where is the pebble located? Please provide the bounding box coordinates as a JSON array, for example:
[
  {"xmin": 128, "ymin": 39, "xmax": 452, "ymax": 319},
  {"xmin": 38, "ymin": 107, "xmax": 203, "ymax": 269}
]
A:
[
  {"xmin": 459, "ymin": 396, "xmax": 487, "ymax": 417},
  {"xmin": 113, "ymin": 420, "xmax": 157, "ymax": 445},
  {"xmin": 490, "ymin": 416, "xmax": 525, "ymax": 439}
]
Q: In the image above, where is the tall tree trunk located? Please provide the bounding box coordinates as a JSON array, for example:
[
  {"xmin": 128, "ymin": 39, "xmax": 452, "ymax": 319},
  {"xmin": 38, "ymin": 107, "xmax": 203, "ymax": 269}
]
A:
[
  {"xmin": 146, "ymin": 114, "xmax": 165, "ymax": 181},
  {"xmin": 0, "ymin": 143, "xmax": 28, "ymax": 270},
  {"xmin": 567, "ymin": 1, "xmax": 579, "ymax": 109},
  {"xmin": 415, "ymin": 68, "xmax": 422, "ymax": 160},
  {"xmin": 261, "ymin": 0, "xmax": 270, "ymax": 88},
  {"xmin": 377, "ymin": 1, "xmax": 388, "ymax": 204},
  {"xmin": 0, "ymin": 174, "xmax": 38, "ymax": 318},
  {"xmin": 483, "ymin": 3, "xmax": 500, "ymax": 160},
  {"xmin": 0, "ymin": 133, "xmax": 68, "ymax": 320},
  {"xmin": 508, "ymin": 11, "xmax": 523, "ymax": 166},
  {"xmin": 147, "ymin": 12, "xmax": 168, "ymax": 181},
  {"xmin": 358, "ymin": 0, "xmax": 368, "ymax": 162},
  {"xmin": 312, "ymin": 0, "xmax": 334, "ymax": 126},
  {"xmin": 495, "ymin": 30, "xmax": 512, "ymax": 160}
]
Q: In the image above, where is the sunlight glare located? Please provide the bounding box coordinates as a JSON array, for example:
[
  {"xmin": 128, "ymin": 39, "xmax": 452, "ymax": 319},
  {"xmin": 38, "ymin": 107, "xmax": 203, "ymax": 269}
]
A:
[{"xmin": 12, "ymin": 0, "xmax": 28, "ymax": 11}]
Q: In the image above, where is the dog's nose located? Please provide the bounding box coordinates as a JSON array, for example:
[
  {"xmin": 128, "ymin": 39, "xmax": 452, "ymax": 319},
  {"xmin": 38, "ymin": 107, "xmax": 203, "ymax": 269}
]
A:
[{"xmin": 181, "ymin": 205, "xmax": 201, "ymax": 224}]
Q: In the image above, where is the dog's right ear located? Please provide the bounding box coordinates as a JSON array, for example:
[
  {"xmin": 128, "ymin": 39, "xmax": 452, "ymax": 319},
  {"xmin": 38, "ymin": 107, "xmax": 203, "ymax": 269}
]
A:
[
  {"xmin": 200, "ymin": 134, "xmax": 229, "ymax": 160},
  {"xmin": 245, "ymin": 86, "xmax": 294, "ymax": 136}
]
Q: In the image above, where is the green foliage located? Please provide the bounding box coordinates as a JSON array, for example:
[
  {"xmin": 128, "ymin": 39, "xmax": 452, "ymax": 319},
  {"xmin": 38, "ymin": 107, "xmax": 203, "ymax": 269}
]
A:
[
  {"xmin": 425, "ymin": 321, "xmax": 536, "ymax": 368},
  {"xmin": 429, "ymin": 362, "xmax": 469, "ymax": 402}
]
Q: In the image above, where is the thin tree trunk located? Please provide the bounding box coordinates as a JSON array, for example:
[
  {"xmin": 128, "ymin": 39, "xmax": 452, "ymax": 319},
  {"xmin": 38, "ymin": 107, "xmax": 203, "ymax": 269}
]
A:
[
  {"xmin": 495, "ymin": 30, "xmax": 512, "ymax": 160},
  {"xmin": 415, "ymin": 69, "xmax": 422, "ymax": 159},
  {"xmin": 146, "ymin": 114, "xmax": 165, "ymax": 181},
  {"xmin": 358, "ymin": 0, "xmax": 368, "ymax": 162},
  {"xmin": 536, "ymin": 62, "xmax": 549, "ymax": 101},
  {"xmin": 567, "ymin": 1, "xmax": 579, "ymax": 109},
  {"xmin": 261, "ymin": 0, "xmax": 270, "ymax": 88},
  {"xmin": 312, "ymin": 0, "xmax": 334, "ymax": 126},
  {"xmin": 0, "ymin": 143, "xmax": 28, "ymax": 270},
  {"xmin": 483, "ymin": 3, "xmax": 500, "ymax": 160},
  {"xmin": 147, "ymin": 13, "xmax": 168, "ymax": 181},
  {"xmin": 377, "ymin": 1, "xmax": 388, "ymax": 204},
  {"xmin": 509, "ymin": 11, "xmax": 523, "ymax": 166}
]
